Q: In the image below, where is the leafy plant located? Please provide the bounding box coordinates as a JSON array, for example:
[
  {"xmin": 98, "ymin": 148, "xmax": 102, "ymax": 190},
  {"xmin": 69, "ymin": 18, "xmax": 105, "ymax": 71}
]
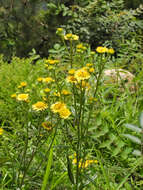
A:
[{"xmin": 123, "ymin": 112, "xmax": 143, "ymax": 156}]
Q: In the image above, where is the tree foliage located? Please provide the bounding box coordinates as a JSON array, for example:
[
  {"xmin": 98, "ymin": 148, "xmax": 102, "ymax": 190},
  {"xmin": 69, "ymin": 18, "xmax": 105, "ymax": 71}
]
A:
[{"xmin": 0, "ymin": 0, "xmax": 143, "ymax": 60}]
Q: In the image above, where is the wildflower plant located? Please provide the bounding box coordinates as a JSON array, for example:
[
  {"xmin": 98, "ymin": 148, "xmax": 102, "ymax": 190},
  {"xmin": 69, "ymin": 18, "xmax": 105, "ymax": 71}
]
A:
[{"xmin": 0, "ymin": 29, "xmax": 116, "ymax": 189}]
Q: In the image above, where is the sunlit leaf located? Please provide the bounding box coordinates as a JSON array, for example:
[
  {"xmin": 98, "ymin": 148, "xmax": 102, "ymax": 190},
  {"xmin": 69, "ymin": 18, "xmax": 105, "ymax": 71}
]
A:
[
  {"xmin": 122, "ymin": 134, "xmax": 141, "ymax": 144},
  {"xmin": 132, "ymin": 149, "xmax": 141, "ymax": 156},
  {"xmin": 124, "ymin": 124, "xmax": 142, "ymax": 133},
  {"xmin": 139, "ymin": 112, "xmax": 143, "ymax": 129}
]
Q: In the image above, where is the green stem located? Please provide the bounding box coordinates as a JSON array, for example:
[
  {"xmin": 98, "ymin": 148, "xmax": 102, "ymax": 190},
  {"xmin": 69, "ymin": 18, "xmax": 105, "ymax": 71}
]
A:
[
  {"xmin": 32, "ymin": 124, "xmax": 58, "ymax": 177},
  {"xmin": 86, "ymin": 57, "xmax": 105, "ymax": 126}
]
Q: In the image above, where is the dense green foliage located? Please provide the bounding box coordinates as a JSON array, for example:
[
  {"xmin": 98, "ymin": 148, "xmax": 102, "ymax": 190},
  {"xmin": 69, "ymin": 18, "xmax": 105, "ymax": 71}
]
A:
[{"xmin": 0, "ymin": 0, "xmax": 143, "ymax": 60}]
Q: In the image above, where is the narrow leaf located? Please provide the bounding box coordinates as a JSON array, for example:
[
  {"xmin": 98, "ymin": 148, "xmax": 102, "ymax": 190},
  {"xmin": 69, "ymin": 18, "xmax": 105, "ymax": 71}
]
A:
[
  {"xmin": 122, "ymin": 134, "xmax": 141, "ymax": 144},
  {"xmin": 50, "ymin": 172, "xmax": 67, "ymax": 190},
  {"xmin": 112, "ymin": 147, "xmax": 122, "ymax": 157},
  {"xmin": 67, "ymin": 155, "xmax": 75, "ymax": 184},
  {"xmin": 125, "ymin": 124, "xmax": 141, "ymax": 133},
  {"xmin": 140, "ymin": 112, "xmax": 143, "ymax": 129},
  {"xmin": 81, "ymin": 173, "xmax": 97, "ymax": 187},
  {"xmin": 132, "ymin": 149, "xmax": 141, "ymax": 156},
  {"xmin": 41, "ymin": 147, "xmax": 53, "ymax": 190},
  {"xmin": 121, "ymin": 148, "xmax": 132, "ymax": 160}
]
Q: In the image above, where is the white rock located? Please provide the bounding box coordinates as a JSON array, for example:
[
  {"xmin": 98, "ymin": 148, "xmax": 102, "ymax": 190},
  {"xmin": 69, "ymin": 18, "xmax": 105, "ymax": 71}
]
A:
[{"xmin": 103, "ymin": 68, "xmax": 136, "ymax": 91}]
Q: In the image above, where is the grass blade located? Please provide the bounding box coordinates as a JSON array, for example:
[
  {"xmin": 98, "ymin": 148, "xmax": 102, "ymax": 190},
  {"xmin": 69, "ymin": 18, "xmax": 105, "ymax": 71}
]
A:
[
  {"xmin": 50, "ymin": 172, "xmax": 67, "ymax": 190},
  {"xmin": 41, "ymin": 146, "xmax": 53, "ymax": 190}
]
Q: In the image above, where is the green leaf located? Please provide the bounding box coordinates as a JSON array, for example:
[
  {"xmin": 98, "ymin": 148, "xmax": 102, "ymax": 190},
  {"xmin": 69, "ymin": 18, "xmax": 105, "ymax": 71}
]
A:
[
  {"xmin": 122, "ymin": 134, "xmax": 141, "ymax": 144},
  {"xmin": 139, "ymin": 112, "xmax": 143, "ymax": 129},
  {"xmin": 124, "ymin": 124, "xmax": 141, "ymax": 133},
  {"xmin": 112, "ymin": 147, "xmax": 122, "ymax": 157},
  {"xmin": 81, "ymin": 173, "xmax": 97, "ymax": 187},
  {"xmin": 115, "ymin": 140, "xmax": 125, "ymax": 148},
  {"xmin": 92, "ymin": 126, "xmax": 109, "ymax": 138},
  {"xmin": 50, "ymin": 172, "xmax": 67, "ymax": 190},
  {"xmin": 132, "ymin": 149, "xmax": 141, "ymax": 156},
  {"xmin": 99, "ymin": 140, "xmax": 112, "ymax": 149},
  {"xmin": 67, "ymin": 155, "xmax": 75, "ymax": 184},
  {"xmin": 121, "ymin": 148, "xmax": 132, "ymax": 159},
  {"xmin": 41, "ymin": 146, "xmax": 53, "ymax": 190}
]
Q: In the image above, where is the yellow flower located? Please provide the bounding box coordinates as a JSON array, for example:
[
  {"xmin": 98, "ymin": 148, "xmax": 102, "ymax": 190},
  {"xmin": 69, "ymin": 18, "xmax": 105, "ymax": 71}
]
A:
[
  {"xmin": 64, "ymin": 33, "xmax": 79, "ymax": 41},
  {"xmin": 43, "ymin": 77, "xmax": 55, "ymax": 83},
  {"xmin": 57, "ymin": 28, "xmax": 63, "ymax": 32},
  {"xmin": 42, "ymin": 121, "xmax": 53, "ymax": 131},
  {"xmin": 18, "ymin": 82, "xmax": 27, "ymax": 88},
  {"xmin": 50, "ymin": 102, "xmax": 66, "ymax": 113},
  {"xmin": 61, "ymin": 89, "xmax": 71, "ymax": 95},
  {"xmin": 21, "ymin": 82, "xmax": 27, "ymax": 86},
  {"xmin": 89, "ymin": 68, "xmax": 95, "ymax": 73},
  {"xmin": 76, "ymin": 44, "xmax": 87, "ymax": 50},
  {"xmin": 96, "ymin": 46, "xmax": 108, "ymax": 53},
  {"xmin": 53, "ymin": 92, "xmax": 61, "ymax": 97},
  {"xmin": 72, "ymin": 34, "xmax": 79, "ymax": 40},
  {"xmin": 37, "ymin": 77, "xmax": 43, "ymax": 82},
  {"xmin": 11, "ymin": 94, "xmax": 17, "ymax": 98},
  {"xmin": 66, "ymin": 75, "xmax": 77, "ymax": 83},
  {"xmin": 17, "ymin": 94, "xmax": 29, "ymax": 102},
  {"xmin": 68, "ymin": 69, "xmax": 75, "ymax": 75},
  {"xmin": 72, "ymin": 158, "xmax": 77, "ymax": 164},
  {"xmin": 59, "ymin": 107, "xmax": 71, "ymax": 119},
  {"xmin": 0, "ymin": 128, "xmax": 4, "ymax": 135},
  {"xmin": 86, "ymin": 63, "xmax": 93, "ymax": 67},
  {"xmin": 107, "ymin": 48, "xmax": 115, "ymax": 54},
  {"xmin": 46, "ymin": 59, "xmax": 59, "ymax": 65},
  {"xmin": 32, "ymin": 101, "xmax": 48, "ymax": 111},
  {"xmin": 44, "ymin": 88, "xmax": 51, "ymax": 93},
  {"xmin": 74, "ymin": 68, "xmax": 90, "ymax": 81}
]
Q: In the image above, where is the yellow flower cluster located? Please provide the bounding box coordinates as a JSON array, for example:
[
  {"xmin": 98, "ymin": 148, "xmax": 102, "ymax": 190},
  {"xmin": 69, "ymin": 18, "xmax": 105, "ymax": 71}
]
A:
[
  {"xmin": 32, "ymin": 101, "xmax": 48, "ymax": 111},
  {"xmin": 64, "ymin": 33, "xmax": 79, "ymax": 41},
  {"xmin": 72, "ymin": 158, "xmax": 98, "ymax": 168},
  {"xmin": 67, "ymin": 68, "xmax": 91, "ymax": 85},
  {"xmin": 50, "ymin": 101, "xmax": 71, "ymax": 119},
  {"xmin": 43, "ymin": 77, "xmax": 55, "ymax": 83},
  {"xmin": 17, "ymin": 94, "xmax": 29, "ymax": 102},
  {"xmin": 0, "ymin": 128, "xmax": 4, "ymax": 135},
  {"xmin": 66, "ymin": 75, "xmax": 77, "ymax": 84},
  {"xmin": 76, "ymin": 44, "xmax": 86, "ymax": 53},
  {"xmin": 74, "ymin": 68, "xmax": 90, "ymax": 82},
  {"xmin": 96, "ymin": 46, "xmax": 115, "ymax": 54},
  {"xmin": 37, "ymin": 77, "xmax": 55, "ymax": 83},
  {"xmin": 46, "ymin": 59, "xmax": 59, "ymax": 65},
  {"xmin": 18, "ymin": 82, "xmax": 27, "ymax": 88}
]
